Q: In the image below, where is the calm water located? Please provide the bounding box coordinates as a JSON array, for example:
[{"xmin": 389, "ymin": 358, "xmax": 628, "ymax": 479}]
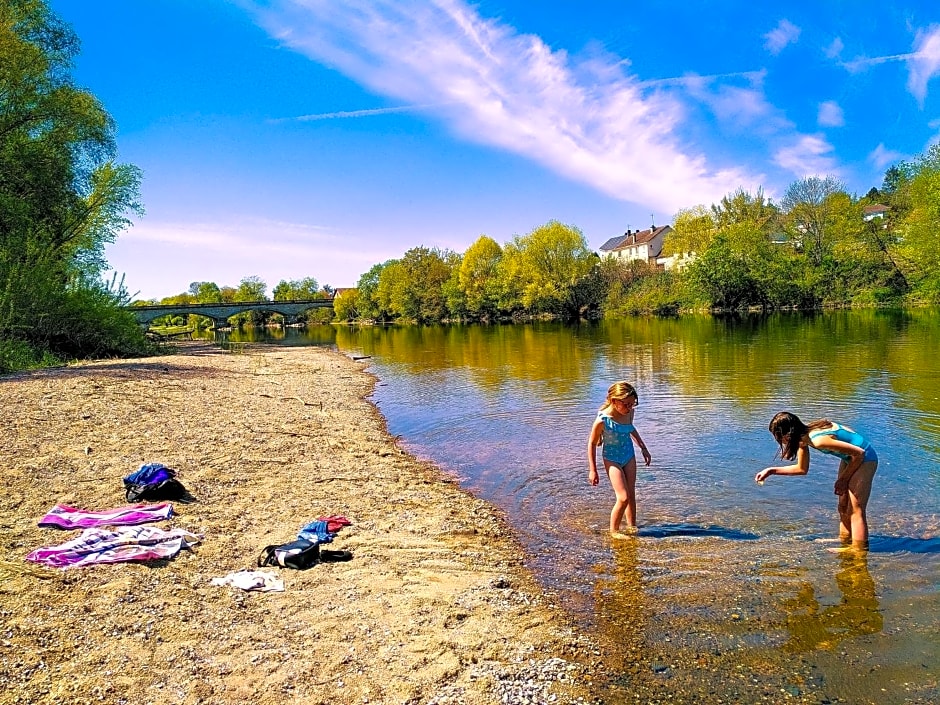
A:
[{"xmin": 226, "ymin": 311, "xmax": 939, "ymax": 703}]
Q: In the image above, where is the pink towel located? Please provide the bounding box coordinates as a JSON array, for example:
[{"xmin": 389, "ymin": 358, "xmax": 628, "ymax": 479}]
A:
[{"xmin": 38, "ymin": 503, "xmax": 174, "ymax": 529}]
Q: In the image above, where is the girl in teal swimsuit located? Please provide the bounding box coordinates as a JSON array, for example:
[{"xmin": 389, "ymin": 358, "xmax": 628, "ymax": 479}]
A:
[
  {"xmin": 756, "ymin": 411, "xmax": 878, "ymax": 549},
  {"xmin": 588, "ymin": 382, "xmax": 652, "ymax": 539}
]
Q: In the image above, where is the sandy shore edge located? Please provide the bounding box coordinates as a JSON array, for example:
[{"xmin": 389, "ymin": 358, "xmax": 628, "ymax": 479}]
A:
[{"xmin": 0, "ymin": 341, "xmax": 597, "ymax": 705}]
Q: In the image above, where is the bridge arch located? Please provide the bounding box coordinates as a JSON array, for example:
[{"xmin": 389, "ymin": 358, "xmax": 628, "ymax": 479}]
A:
[{"xmin": 129, "ymin": 299, "xmax": 334, "ymax": 328}]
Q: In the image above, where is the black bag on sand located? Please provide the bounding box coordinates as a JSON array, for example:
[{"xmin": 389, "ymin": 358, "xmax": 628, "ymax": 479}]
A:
[
  {"xmin": 258, "ymin": 539, "xmax": 321, "ymax": 570},
  {"xmin": 257, "ymin": 540, "xmax": 354, "ymax": 570},
  {"xmin": 126, "ymin": 477, "xmax": 191, "ymax": 503}
]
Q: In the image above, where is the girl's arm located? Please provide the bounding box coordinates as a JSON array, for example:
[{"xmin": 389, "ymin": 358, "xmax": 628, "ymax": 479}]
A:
[
  {"xmin": 811, "ymin": 436, "xmax": 865, "ymax": 495},
  {"xmin": 756, "ymin": 442, "xmax": 810, "ymax": 482},
  {"xmin": 587, "ymin": 419, "xmax": 603, "ymax": 486},
  {"xmin": 631, "ymin": 427, "xmax": 652, "ymax": 466}
]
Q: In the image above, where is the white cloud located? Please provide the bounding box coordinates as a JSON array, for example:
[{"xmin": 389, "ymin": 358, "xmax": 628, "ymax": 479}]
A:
[
  {"xmin": 868, "ymin": 143, "xmax": 904, "ymax": 170},
  {"xmin": 241, "ymin": 0, "xmax": 763, "ymax": 214},
  {"xmin": 817, "ymin": 101, "xmax": 844, "ymax": 127},
  {"xmin": 773, "ymin": 134, "xmax": 839, "ymax": 178},
  {"xmin": 907, "ymin": 25, "xmax": 940, "ymax": 102},
  {"xmin": 763, "ymin": 20, "xmax": 801, "ymax": 55},
  {"xmin": 838, "ymin": 24, "xmax": 940, "ymax": 103},
  {"xmin": 824, "ymin": 37, "xmax": 844, "ymax": 59}
]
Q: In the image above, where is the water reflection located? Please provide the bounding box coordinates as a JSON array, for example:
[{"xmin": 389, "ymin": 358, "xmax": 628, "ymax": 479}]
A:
[
  {"xmin": 781, "ymin": 551, "xmax": 883, "ymax": 654},
  {"xmin": 593, "ymin": 537, "xmax": 646, "ymax": 651}
]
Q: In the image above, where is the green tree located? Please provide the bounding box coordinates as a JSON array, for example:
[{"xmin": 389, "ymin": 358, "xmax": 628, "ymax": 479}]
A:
[
  {"xmin": 356, "ymin": 261, "xmax": 395, "ymax": 321},
  {"xmin": 234, "ymin": 275, "xmax": 267, "ymax": 302},
  {"xmin": 664, "ymin": 205, "xmax": 715, "ymax": 257},
  {"xmin": 896, "ymin": 145, "xmax": 940, "ymax": 301},
  {"xmin": 458, "ymin": 235, "xmax": 502, "ymax": 318},
  {"xmin": 498, "ymin": 221, "xmax": 595, "ymax": 316},
  {"xmin": 332, "ymin": 288, "xmax": 360, "ymax": 321},
  {"xmin": 377, "ymin": 247, "xmax": 454, "ymax": 323},
  {"xmin": 781, "ymin": 176, "xmax": 845, "ymax": 266},
  {"xmin": 189, "ymin": 281, "xmax": 223, "ymax": 303},
  {"xmin": 0, "ymin": 0, "xmax": 148, "ymax": 367},
  {"xmin": 273, "ymin": 277, "xmax": 320, "ymax": 301}
]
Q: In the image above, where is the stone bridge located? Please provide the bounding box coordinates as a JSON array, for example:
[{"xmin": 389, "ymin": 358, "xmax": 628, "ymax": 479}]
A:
[{"xmin": 129, "ymin": 299, "xmax": 334, "ymax": 329}]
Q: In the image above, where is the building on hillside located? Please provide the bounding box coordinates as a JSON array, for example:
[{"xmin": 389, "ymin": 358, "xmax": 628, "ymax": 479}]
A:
[
  {"xmin": 863, "ymin": 203, "xmax": 889, "ymax": 222},
  {"xmin": 599, "ymin": 225, "xmax": 673, "ymax": 267}
]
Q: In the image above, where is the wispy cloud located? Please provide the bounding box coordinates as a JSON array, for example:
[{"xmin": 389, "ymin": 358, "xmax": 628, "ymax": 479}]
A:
[
  {"xmin": 908, "ymin": 25, "xmax": 940, "ymax": 102},
  {"xmin": 869, "ymin": 143, "xmax": 904, "ymax": 170},
  {"xmin": 773, "ymin": 134, "xmax": 839, "ymax": 177},
  {"xmin": 839, "ymin": 25, "xmax": 940, "ymax": 102},
  {"xmin": 679, "ymin": 69, "xmax": 791, "ymax": 132},
  {"xmin": 241, "ymin": 0, "xmax": 764, "ymax": 213},
  {"xmin": 817, "ymin": 101, "xmax": 844, "ymax": 127},
  {"xmin": 270, "ymin": 104, "xmax": 441, "ymax": 122},
  {"xmin": 764, "ymin": 19, "xmax": 801, "ymax": 55},
  {"xmin": 824, "ymin": 37, "xmax": 844, "ymax": 60}
]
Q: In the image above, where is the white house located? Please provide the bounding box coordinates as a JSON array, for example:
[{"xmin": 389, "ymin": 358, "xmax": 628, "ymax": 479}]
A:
[
  {"xmin": 863, "ymin": 203, "xmax": 889, "ymax": 222},
  {"xmin": 599, "ymin": 225, "xmax": 673, "ymax": 266}
]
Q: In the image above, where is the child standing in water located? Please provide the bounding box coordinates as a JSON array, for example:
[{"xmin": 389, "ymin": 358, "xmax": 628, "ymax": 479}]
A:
[
  {"xmin": 756, "ymin": 411, "xmax": 878, "ymax": 550},
  {"xmin": 588, "ymin": 382, "xmax": 652, "ymax": 539}
]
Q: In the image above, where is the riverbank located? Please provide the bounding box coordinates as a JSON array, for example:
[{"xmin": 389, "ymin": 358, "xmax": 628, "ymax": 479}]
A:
[{"xmin": 0, "ymin": 342, "xmax": 597, "ymax": 705}]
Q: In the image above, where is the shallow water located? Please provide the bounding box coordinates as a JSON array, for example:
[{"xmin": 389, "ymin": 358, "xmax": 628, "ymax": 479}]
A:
[{"xmin": 230, "ymin": 312, "xmax": 940, "ymax": 703}]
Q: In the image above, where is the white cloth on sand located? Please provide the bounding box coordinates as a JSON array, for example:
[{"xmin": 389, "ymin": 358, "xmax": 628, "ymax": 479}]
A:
[{"xmin": 211, "ymin": 570, "xmax": 284, "ymax": 592}]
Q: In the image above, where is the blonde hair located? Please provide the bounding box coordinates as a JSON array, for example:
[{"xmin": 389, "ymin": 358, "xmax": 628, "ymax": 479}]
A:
[{"xmin": 600, "ymin": 381, "xmax": 638, "ymax": 411}]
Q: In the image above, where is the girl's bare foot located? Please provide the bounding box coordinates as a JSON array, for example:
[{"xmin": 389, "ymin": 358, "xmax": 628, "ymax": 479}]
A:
[{"xmin": 611, "ymin": 526, "xmax": 638, "ymax": 539}]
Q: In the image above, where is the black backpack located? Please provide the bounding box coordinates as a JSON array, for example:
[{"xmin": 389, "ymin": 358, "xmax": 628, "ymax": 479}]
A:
[
  {"xmin": 258, "ymin": 539, "xmax": 321, "ymax": 570},
  {"xmin": 123, "ymin": 463, "xmax": 192, "ymax": 503}
]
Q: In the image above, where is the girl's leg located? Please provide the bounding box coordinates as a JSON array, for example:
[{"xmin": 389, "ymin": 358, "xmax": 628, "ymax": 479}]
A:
[
  {"xmin": 844, "ymin": 461, "xmax": 877, "ymax": 548},
  {"xmin": 622, "ymin": 458, "xmax": 638, "ymax": 529},
  {"xmin": 837, "ymin": 463, "xmax": 852, "ymax": 541},
  {"xmin": 605, "ymin": 460, "xmax": 629, "ymax": 533}
]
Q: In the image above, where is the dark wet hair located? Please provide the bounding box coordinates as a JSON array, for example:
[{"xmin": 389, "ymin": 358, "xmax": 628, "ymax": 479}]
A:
[{"xmin": 768, "ymin": 411, "xmax": 831, "ymax": 460}]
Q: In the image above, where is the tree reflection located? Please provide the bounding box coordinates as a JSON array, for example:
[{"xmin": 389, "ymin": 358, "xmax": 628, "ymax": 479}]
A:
[{"xmin": 781, "ymin": 552, "xmax": 883, "ymax": 653}]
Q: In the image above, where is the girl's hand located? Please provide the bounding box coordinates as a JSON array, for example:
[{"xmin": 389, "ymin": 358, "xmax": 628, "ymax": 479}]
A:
[
  {"xmin": 755, "ymin": 468, "xmax": 773, "ymax": 483},
  {"xmin": 588, "ymin": 468, "xmax": 599, "ymax": 486},
  {"xmin": 641, "ymin": 447, "xmax": 652, "ymax": 466},
  {"xmin": 834, "ymin": 478, "xmax": 848, "ymax": 496}
]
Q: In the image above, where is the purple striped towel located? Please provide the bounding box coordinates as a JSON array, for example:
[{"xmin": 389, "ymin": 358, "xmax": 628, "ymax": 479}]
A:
[
  {"xmin": 38, "ymin": 503, "xmax": 174, "ymax": 529},
  {"xmin": 26, "ymin": 525, "xmax": 200, "ymax": 568}
]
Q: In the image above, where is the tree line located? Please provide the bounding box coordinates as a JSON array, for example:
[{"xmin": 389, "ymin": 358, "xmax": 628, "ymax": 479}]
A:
[{"xmin": 333, "ymin": 153, "xmax": 940, "ymax": 323}]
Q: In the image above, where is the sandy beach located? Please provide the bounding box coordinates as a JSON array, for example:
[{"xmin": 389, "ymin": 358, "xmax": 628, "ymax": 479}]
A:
[{"xmin": 0, "ymin": 342, "xmax": 597, "ymax": 705}]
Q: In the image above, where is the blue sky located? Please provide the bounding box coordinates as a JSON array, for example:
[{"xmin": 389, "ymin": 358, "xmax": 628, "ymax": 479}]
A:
[{"xmin": 49, "ymin": 0, "xmax": 940, "ymax": 300}]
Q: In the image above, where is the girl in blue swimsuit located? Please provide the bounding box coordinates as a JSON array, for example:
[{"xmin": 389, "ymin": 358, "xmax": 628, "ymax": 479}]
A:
[
  {"xmin": 588, "ymin": 381, "xmax": 652, "ymax": 538},
  {"xmin": 756, "ymin": 411, "xmax": 878, "ymax": 549}
]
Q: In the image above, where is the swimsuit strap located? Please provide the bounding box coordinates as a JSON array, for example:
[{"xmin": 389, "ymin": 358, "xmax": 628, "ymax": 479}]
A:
[{"xmin": 809, "ymin": 423, "xmax": 841, "ymax": 439}]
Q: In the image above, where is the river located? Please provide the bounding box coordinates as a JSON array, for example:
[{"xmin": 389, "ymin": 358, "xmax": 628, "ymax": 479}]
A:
[{"xmin": 222, "ymin": 310, "xmax": 939, "ymax": 704}]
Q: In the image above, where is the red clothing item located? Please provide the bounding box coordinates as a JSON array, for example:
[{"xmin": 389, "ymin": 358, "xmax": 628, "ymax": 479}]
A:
[{"xmin": 317, "ymin": 515, "xmax": 352, "ymax": 533}]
